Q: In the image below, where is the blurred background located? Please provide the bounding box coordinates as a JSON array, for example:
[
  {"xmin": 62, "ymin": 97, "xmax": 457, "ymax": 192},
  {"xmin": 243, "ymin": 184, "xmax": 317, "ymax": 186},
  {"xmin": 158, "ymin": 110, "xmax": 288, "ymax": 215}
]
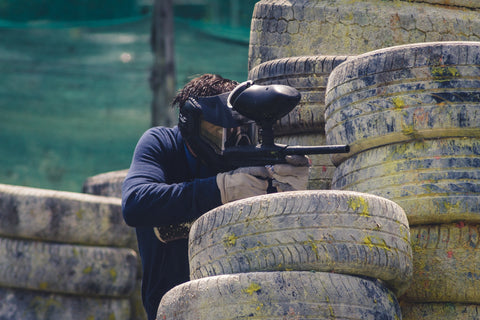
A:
[{"xmin": 0, "ymin": 0, "xmax": 257, "ymax": 192}]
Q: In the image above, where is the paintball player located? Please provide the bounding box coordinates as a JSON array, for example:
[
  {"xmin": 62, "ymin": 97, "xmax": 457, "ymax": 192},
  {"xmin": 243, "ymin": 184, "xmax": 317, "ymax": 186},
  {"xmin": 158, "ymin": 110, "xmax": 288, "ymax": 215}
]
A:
[{"xmin": 121, "ymin": 74, "xmax": 309, "ymax": 320}]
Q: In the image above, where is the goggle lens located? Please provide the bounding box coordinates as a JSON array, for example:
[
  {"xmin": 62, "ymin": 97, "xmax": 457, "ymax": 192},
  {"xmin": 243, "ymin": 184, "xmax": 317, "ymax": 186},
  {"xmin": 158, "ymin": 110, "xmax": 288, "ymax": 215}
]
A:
[{"xmin": 199, "ymin": 119, "xmax": 257, "ymax": 154}]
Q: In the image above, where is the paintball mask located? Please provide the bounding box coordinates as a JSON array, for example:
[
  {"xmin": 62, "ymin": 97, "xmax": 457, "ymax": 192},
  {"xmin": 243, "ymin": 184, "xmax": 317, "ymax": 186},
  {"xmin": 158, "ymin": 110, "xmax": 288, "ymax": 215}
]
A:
[{"xmin": 178, "ymin": 92, "xmax": 258, "ymax": 171}]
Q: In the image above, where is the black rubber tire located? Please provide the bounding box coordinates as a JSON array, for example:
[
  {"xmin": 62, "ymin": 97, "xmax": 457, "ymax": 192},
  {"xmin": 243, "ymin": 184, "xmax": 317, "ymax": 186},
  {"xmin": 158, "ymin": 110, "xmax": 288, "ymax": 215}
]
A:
[
  {"xmin": 275, "ymin": 134, "xmax": 335, "ymax": 190},
  {"xmin": 0, "ymin": 287, "xmax": 131, "ymax": 320},
  {"xmin": 0, "ymin": 236, "xmax": 138, "ymax": 298},
  {"xmin": 0, "ymin": 183, "xmax": 137, "ymax": 248},
  {"xmin": 401, "ymin": 302, "xmax": 480, "ymax": 320},
  {"xmin": 82, "ymin": 169, "xmax": 128, "ymax": 198},
  {"xmin": 248, "ymin": 55, "xmax": 351, "ymax": 135},
  {"xmin": 325, "ymin": 41, "xmax": 480, "ymax": 165},
  {"xmin": 401, "ymin": 223, "xmax": 480, "ymax": 303},
  {"xmin": 332, "ymin": 138, "xmax": 480, "ymax": 225},
  {"xmin": 157, "ymin": 271, "xmax": 402, "ymax": 320},
  {"xmin": 189, "ymin": 190, "xmax": 412, "ymax": 295},
  {"xmin": 248, "ymin": 1, "xmax": 480, "ymax": 69}
]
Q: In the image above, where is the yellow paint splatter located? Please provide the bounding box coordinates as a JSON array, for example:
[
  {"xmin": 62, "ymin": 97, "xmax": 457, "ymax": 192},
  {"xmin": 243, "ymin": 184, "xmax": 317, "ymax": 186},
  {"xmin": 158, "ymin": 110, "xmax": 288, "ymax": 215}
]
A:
[
  {"xmin": 387, "ymin": 143, "xmax": 410, "ymax": 161},
  {"xmin": 387, "ymin": 292, "xmax": 397, "ymax": 305},
  {"xmin": 243, "ymin": 282, "xmax": 261, "ymax": 295},
  {"xmin": 109, "ymin": 268, "xmax": 117, "ymax": 281},
  {"xmin": 392, "ymin": 96, "xmax": 406, "ymax": 110},
  {"xmin": 364, "ymin": 236, "xmax": 375, "ymax": 249},
  {"xmin": 364, "ymin": 236, "xmax": 391, "ymax": 252},
  {"xmin": 39, "ymin": 282, "xmax": 48, "ymax": 290},
  {"xmin": 413, "ymin": 140, "xmax": 426, "ymax": 151},
  {"xmin": 29, "ymin": 297, "xmax": 61, "ymax": 314},
  {"xmin": 224, "ymin": 233, "xmax": 238, "ymax": 247},
  {"xmin": 401, "ymin": 124, "xmax": 416, "ymax": 136},
  {"xmin": 108, "ymin": 313, "xmax": 116, "ymax": 320},
  {"xmin": 348, "ymin": 197, "xmax": 369, "ymax": 217},
  {"xmin": 305, "ymin": 237, "xmax": 320, "ymax": 260},
  {"xmin": 401, "ymin": 123, "xmax": 425, "ymax": 140},
  {"xmin": 83, "ymin": 266, "xmax": 93, "ymax": 274},
  {"xmin": 326, "ymin": 296, "xmax": 334, "ymax": 317},
  {"xmin": 431, "ymin": 66, "xmax": 460, "ymax": 78},
  {"xmin": 398, "ymin": 224, "xmax": 410, "ymax": 243},
  {"xmin": 75, "ymin": 209, "xmax": 84, "ymax": 219},
  {"xmin": 443, "ymin": 201, "xmax": 460, "ymax": 212}
]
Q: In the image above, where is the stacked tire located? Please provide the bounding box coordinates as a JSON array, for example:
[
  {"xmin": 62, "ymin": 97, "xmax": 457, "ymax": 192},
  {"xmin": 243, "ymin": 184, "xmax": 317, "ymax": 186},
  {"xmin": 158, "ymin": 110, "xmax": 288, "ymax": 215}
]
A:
[
  {"xmin": 325, "ymin": 41, "xmax": 480, "ymax": 319},
  {"xmin": 248, "ymin": 55, "xmax": 352, "ymax": 189},
  {"xmin": 82, "ymin": 171, "xmax": 147, "ymax": 320},
  {"xmin": 248, "ymin": 0, "xmax": 480, "ymax": 70},
  {"xmin": 82, "ymin": 169, "xmax": 128, "ymax": 199},
  {"xmin": 0, "ymin": 183, "xmax": 139, "ymax": 320},
  {"xmin": 156, "ymin": 190, "xmax": 411, "ymax": 319}
]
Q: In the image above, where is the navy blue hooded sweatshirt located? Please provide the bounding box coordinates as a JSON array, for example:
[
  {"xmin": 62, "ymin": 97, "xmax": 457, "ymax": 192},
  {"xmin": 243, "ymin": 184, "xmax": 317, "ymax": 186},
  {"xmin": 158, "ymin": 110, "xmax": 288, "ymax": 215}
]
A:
[{"xmin": 122, "ymin": 126, "xmax": 222, "ymax": 320}]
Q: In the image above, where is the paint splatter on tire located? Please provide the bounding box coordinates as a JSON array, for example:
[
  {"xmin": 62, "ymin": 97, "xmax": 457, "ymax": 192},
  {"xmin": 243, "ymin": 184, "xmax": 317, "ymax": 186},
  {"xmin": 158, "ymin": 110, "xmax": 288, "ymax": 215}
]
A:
[
  {"xmin": 157, "ymin": 271, "xmax": 402, "ymax": 320},
  {"xmin": 189, "ymin": 190, "xmax": 412, "ymax": 295}
]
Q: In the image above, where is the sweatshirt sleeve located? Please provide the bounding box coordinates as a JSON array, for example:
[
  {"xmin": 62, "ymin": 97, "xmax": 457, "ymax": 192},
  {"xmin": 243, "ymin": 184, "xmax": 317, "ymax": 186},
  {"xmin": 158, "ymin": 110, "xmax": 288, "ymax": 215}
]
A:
[{"xmin": 121, "ymin": 127, "xmax": 222, "ymax": 227}]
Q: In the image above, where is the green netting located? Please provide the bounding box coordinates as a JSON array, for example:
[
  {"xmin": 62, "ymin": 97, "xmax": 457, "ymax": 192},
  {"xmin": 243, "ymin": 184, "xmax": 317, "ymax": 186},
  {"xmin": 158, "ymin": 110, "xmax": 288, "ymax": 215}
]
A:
[
  {"xmin": 175, "ymin": 0, "xmax": 257, "ymax": 29},
  {"xmin": 176, "ymin": 17, "xmax": 249, "ymax": 45},
  {"xmin": 0, "ymin": 9, "xmax": 251, "ymax": 192},
  {"xmin": 0, "ymin": 0, "xmax": 140, "ymax": 22}
]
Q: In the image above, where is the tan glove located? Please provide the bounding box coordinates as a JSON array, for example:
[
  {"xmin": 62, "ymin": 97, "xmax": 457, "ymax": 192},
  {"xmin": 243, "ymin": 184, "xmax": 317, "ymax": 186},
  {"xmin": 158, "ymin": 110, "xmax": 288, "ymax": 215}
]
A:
[
  {"xmin": 216, "ymin": 166, "xmax": 270, "ymax": 204},
  {"xmin": 267, "ymin": 155, "xmax": 310, "ymax": 192}
]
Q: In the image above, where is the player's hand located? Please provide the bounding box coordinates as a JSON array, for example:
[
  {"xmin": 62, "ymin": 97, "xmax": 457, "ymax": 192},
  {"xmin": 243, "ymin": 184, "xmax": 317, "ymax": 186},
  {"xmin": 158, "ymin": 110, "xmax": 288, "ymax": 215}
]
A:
[
  {"xmin": 216, "ymin": 166, "xmax": 269, "ymax": 204},
  {"xmin": 267, "ymin": 155, "xmax": 310, "ymax": 192}
]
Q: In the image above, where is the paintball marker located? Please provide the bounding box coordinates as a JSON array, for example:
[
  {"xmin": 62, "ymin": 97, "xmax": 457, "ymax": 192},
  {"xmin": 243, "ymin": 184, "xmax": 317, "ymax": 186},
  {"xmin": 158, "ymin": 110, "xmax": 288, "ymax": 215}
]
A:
[{"xmin": 224, "ymin": 81, "xmax": 349, "ymax": 168}]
